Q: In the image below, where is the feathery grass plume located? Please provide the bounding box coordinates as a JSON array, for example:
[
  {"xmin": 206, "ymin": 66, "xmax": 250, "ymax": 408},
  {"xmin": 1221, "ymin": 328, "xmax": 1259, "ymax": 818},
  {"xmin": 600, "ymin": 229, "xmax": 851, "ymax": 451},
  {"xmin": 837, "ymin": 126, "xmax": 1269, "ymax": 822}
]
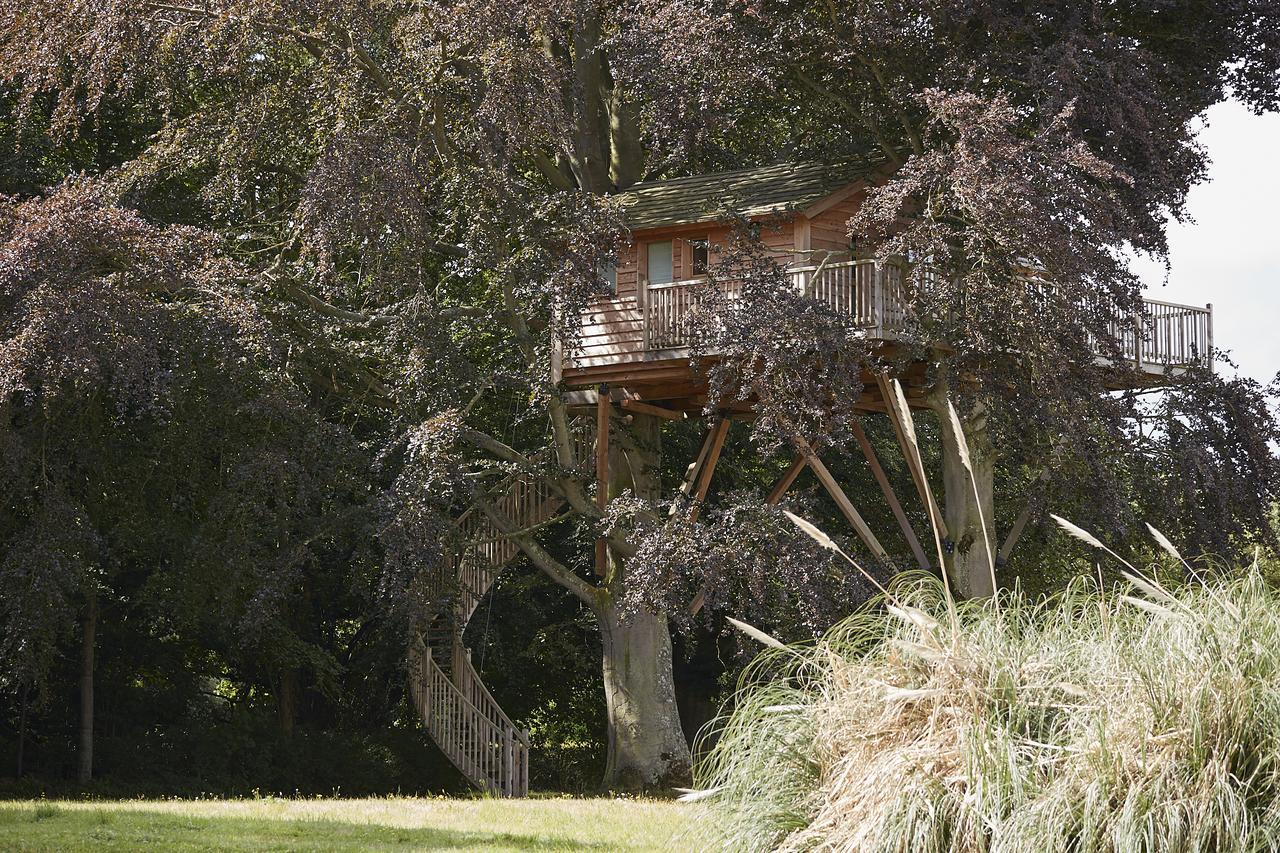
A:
[
  {"xmin": 888, "ymin": 378, "xmax": 955, "ymax": 615},
  {"xmin": 1144, "ymin": 523, "xmax": 1235, "ymax": 618},
  {"xmin": 784, "ymin": 510, "xmax": 894, "ymax": 601},
  {"xmin": 1050, "ymin": 513, "xmax": 1142, "ymax": 574},
  {"xmin": 783, "ymin": 509, "xmax": 837, "ymax": 552},
  {"xmin": 693, "ymin": 564, "xmax": 1280, "ymax": 852},
  {"xmin": 675, "ymin": 786, "xmax": 723, "ymax": 803},
  {"xmin": 1054, "ymin": 515, "xmax": 1198, "ymax": 618},
  {"xmin": 945, "ymin": 398, "xmax": 998, "ymax": 605},
  {"xmin": 1049, "ymin": 512, "xmax": 1105, "ymax": 549},
  {"xmin": 1146, "ymin": 522, "xmax": 1186, "ymax": 565},
  {"xmin": 727, "ymin": 617, "xmax": 788, "ymax": 650}
]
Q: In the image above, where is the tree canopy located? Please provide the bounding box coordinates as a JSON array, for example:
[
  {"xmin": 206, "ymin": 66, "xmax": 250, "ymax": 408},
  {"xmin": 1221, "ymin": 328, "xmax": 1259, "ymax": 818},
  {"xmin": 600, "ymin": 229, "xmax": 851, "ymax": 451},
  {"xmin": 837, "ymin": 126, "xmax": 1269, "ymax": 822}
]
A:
[{"xmin": 1, "ymin": 0, "xmax": 1279, "ymax": 792}]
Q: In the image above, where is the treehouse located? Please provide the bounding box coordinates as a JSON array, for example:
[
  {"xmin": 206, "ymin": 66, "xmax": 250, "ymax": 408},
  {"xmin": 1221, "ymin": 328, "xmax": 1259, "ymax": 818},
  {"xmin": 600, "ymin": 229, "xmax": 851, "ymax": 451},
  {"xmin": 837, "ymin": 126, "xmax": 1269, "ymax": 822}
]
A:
[
  {"xmin": 414, "ymin": 161, "xmax": 1217, "ymax": 798},
  {"xmin": 552, "ymin": 160, "xmax": 1214, "ymax": 413}
]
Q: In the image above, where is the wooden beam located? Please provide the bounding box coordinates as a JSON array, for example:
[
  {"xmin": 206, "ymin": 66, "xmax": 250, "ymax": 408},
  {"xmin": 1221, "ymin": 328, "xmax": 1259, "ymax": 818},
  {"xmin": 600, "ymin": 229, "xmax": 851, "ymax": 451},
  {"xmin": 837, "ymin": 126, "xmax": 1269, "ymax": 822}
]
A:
[
  {"xmin": 691, "ymin": 439, "xmax": 815, "ymax": 617},
  {"xmin": 594, "ymin": 384, "xmax": 610, "ymax": 576},
  {"xmin": 875, "ymin": 372, "xmax": 948, "ymax": 541},
  {"xmin": 688, "ymin": 417, "xmax": 731, "ymax": 523},
  {"xmin": 997, "ymin": 500, "xmax": 1035, "ymax": 566},
  {"xmin": 670, "ymin": 420, "xmax": 719, "ymax": 517},
  {"xmin": 766, "ymin": 454, "xmax": 809, "ymax": 504},
  {"xmin": 850, "ymin": 421, "xmax": 931, "ymax": 571},
  {"xmin": 998, "ymin": 442, "xmax": 1064, "ymax": 564},
  {"xmin": 793, "ymin": 436, "xmax": 889, "ymax": 561},
  {"xmin": 620, "ymin": 399, "xmax": 687, "ymax": 421}
]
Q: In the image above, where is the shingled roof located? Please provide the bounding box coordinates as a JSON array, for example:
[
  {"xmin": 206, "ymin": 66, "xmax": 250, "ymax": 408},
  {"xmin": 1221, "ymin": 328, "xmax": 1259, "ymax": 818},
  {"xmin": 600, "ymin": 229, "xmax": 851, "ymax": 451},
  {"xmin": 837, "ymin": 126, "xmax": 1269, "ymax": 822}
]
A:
[{"xmin": 614, "ymin": 160, "xmax": 878, "ymax": 230}]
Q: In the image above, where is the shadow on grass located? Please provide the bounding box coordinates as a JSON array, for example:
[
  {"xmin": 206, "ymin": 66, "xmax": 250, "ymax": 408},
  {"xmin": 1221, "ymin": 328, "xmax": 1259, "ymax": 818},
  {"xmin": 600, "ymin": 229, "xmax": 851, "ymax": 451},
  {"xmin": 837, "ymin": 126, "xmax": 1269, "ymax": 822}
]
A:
[{"xmin": 0, "ymin": 805, "xmax": 606, "ymax": 851}]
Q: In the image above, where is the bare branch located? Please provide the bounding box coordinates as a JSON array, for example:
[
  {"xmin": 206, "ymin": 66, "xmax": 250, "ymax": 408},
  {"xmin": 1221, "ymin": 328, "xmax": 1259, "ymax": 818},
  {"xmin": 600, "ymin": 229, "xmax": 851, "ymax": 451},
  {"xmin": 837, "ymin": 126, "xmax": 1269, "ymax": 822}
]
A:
[{"xmin": 476, "ymin": 497, "xmax": 599, "ymax": 607}]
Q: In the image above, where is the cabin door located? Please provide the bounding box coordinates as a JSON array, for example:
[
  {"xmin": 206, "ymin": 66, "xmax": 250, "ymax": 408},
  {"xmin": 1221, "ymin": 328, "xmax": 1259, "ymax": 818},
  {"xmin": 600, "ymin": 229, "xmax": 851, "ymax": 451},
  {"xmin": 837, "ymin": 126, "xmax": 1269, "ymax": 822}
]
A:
[
  {"xmin": 646, "ymin": 241, "xmax": 673, "ymax": 287},
  {"xmin": 644, "ymin": 241, "xmax": 675, "ymax": 349}
]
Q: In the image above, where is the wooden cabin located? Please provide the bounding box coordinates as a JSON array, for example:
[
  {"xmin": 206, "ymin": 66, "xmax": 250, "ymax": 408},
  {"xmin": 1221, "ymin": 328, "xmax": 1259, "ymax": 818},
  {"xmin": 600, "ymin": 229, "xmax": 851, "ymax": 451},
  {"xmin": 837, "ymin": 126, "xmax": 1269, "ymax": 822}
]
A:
[{"xmin": 554, "ymin": 161, "xmax": 1214, "ymax": 412}]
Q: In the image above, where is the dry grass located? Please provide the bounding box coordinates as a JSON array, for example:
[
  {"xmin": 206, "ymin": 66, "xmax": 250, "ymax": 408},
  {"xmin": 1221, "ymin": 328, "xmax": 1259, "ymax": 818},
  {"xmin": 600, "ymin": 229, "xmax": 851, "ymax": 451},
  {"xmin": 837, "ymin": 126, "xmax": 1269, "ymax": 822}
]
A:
[{"xmin": 694, "ymin": 551, "xmax": 1280, "ymax": 852}]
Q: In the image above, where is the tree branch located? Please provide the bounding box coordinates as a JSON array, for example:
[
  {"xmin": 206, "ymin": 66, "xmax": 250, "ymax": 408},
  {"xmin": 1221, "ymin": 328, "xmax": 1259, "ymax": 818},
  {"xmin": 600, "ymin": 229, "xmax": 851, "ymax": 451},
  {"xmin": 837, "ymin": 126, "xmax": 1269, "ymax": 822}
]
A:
[
  {"xmin": 476, "ymin": 497, "xmax": 599, "ymax": 607},
  {"xmin": 791, "ymin": 67, "xmax": 904, "ymax": 167}
]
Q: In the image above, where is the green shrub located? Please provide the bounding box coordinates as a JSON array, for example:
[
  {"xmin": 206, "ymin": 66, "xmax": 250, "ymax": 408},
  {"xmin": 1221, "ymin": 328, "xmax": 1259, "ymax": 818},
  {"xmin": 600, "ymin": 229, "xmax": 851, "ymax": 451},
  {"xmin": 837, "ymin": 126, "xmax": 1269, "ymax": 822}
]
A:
[{"xmin": 694, "ymin": 560, "xmax": 1280, "ymax": 851}]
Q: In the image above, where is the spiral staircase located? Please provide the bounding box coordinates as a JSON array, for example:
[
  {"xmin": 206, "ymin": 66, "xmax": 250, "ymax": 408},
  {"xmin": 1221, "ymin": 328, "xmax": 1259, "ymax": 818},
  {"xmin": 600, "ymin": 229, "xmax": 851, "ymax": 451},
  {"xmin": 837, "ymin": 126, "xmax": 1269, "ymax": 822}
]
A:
[{"xmin": 409, "ymin": 436, "xmax": 592, "ymax": 797}]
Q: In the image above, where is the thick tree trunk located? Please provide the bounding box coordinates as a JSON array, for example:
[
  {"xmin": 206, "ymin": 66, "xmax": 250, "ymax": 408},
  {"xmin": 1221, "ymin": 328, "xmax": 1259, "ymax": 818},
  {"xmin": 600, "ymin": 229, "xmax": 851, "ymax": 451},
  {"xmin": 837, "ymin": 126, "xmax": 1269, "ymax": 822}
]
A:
[
  {"xmin": 597, "ymin": 411, "xmax": 691, "ymax": 791},
  {"xmin": 598, "ymin": 602, "xmax": 691, "ymax": 791},
  {"xmin": 934, "ymin": 390, "xmax": 997, "ymax": 598},
  {"xmin": 78, "ymin": 595, "xmax": 96, "ymax": 785}
]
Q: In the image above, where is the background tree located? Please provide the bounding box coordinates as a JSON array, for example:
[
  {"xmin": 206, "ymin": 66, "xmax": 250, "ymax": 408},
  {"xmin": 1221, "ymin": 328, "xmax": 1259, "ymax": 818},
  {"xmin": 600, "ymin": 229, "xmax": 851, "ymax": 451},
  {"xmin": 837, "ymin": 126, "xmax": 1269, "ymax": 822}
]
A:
[{"xmin": 3, "ymin": 0, "xmax": 1279, "ymax": 793}]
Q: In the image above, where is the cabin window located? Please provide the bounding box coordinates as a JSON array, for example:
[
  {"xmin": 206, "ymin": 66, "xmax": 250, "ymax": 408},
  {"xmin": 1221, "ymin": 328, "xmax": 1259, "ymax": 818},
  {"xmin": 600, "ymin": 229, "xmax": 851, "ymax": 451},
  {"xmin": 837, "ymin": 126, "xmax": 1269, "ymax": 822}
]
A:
[
  {"xmin": 691, "ymin": 239, "xmax": 709, "ymax": 276},
  {"xmin": 646, "ymin": 240, "xmax": 673, "ymax": 285},
  {"xmin": 598, "ymin": 260, "xmax": 617, "ymax": 295}
]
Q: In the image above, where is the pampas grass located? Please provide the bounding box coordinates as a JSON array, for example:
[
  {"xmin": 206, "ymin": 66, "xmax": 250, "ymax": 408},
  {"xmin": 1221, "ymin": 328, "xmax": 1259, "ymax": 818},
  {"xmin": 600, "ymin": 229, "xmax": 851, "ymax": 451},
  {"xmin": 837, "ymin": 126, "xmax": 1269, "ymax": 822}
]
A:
[{"xmin": 692, "ymin": 524, "xmax": 1280, "ymax": 852}]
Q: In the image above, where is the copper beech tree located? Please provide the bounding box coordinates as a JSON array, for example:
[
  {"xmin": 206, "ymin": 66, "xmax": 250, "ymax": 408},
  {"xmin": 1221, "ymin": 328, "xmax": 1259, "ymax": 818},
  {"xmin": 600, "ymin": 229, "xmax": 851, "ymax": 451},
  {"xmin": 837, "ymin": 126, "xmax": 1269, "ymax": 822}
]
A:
[{"xmin": 4, "ymin": 0, "xmax": 1280, "ymax": 790}]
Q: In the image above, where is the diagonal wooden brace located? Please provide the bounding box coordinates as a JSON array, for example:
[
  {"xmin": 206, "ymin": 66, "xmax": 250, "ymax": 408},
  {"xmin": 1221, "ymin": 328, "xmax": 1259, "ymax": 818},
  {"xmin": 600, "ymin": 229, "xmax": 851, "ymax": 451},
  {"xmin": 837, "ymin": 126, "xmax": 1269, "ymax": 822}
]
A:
[{"xmin": 792, "ymin": 436, "xmax": 890, "ymax": 561}]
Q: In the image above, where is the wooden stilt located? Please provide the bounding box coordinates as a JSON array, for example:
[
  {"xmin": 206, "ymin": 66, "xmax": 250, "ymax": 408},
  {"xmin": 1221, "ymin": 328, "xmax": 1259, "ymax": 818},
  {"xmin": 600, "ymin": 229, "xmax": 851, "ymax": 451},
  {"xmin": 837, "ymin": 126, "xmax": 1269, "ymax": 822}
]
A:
[
  {"xmin": 998, "ymin": 448, "xmax": 1062, "ymax": 564},
  {"xmin": 793, "ymin": 436, "xmax": 890, "ymax": 561},
  {"xmin": 998, "ymin": 501, "xmax": 1035, "ymax": 565},
  {"xmin": 670, "ymin": 417, "xmax": 719, "ymax": 517},
  {"xmin": 620, "ymin": 399, "xmax": 686, "ymax": 421},
  {"xmin": 850, "ymin": 421, "xmax": 931, "ymax": 571},
  {"xmin": 690, "ymin": 439, "xmax": 813, "ymax": 616},
  {"xmin": 875, "ymin": 372, "xmax": 949, "ymax": 541},
  {"xmin": 595, "ymin": 384, "xmax": 610, "ymax": 577},
  {"xmin": 688, "ymin": 417, "xmax": 730, "ymax": 523},
  {"xmin": 765, "ymin": 450, "xmax": 812, "ymax": 505},
  {"xmin": 696, "ymin": 438, "xmax": 814, "ymax": 612}
]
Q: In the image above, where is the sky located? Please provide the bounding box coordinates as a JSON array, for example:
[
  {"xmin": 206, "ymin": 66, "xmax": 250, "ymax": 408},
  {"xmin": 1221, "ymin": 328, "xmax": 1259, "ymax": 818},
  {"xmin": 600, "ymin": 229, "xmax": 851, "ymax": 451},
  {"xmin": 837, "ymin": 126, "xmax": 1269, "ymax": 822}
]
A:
[{"xmin": 1131, "ymin": 100, "xmax": 1280, "ymax": 386}]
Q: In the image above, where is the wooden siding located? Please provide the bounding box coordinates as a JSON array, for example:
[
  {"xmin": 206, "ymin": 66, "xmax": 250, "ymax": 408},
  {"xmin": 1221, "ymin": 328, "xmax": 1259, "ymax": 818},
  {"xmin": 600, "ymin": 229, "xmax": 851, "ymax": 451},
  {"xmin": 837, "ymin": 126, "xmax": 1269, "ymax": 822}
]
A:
[
  {"xmin": 808, "ymin": 190, "xmax": 865, "ymax": 253},
  {"xmin": 569, "ymin": 218, "xmax": 803, "ymax": 368},
  {"xmin": 567, "ymin": 187, "xmax": 869, "ymax": 371}
]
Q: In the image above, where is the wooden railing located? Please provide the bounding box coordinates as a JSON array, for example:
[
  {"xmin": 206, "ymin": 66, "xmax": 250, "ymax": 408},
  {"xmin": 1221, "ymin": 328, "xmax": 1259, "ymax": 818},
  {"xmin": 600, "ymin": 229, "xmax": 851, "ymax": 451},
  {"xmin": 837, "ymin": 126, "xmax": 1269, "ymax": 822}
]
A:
[
  {"xmin": 642, "ymin": 259, "xmax": 1213, "ymax": 370},
  {"xmin": 410, "ymin": 643, "xmax": 529, "ymax": 797},
  {"xmin": 644, "ymin": 259, "xmax": 907, "ymax": 350},
  {"xmin": 412, "ymin": 431, "xmax": 594, "ymax": 797},
  {"xmin": 1121, "ymin": 298, "xmax": 1213, "ymax": 369},
  {"xmin": 453, "ymin": 478, "xmax": 557, "ymax": 625}
]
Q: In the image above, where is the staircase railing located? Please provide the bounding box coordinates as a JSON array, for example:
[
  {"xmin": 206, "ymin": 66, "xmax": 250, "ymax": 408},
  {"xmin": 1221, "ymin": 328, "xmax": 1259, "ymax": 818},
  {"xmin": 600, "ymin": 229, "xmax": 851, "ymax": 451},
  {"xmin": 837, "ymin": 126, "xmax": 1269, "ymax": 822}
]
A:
[
  {"xmin": 410, "ymin": 642, "xmax": 529, "ymax": 797},
  {"xmin": 411, "ymin": 430, "xmax": 594, "ymax": 797}
]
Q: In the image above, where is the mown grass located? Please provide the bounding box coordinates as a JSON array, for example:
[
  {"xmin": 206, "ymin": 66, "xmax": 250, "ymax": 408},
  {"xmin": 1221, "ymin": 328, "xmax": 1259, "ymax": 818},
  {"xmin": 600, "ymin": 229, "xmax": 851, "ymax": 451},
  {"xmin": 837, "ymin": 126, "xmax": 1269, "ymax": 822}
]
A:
[{"xmin": 0, "ymin": 796, "xmax": 698, "ymax": 851}]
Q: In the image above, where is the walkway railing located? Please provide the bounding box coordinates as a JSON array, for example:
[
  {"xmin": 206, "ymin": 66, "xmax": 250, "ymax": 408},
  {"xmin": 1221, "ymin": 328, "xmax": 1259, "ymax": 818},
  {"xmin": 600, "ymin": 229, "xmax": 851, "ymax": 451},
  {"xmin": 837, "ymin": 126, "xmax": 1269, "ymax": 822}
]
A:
[{"xmin": 642, "ymin": 259, "xmax": 1212, "ymax": 369}]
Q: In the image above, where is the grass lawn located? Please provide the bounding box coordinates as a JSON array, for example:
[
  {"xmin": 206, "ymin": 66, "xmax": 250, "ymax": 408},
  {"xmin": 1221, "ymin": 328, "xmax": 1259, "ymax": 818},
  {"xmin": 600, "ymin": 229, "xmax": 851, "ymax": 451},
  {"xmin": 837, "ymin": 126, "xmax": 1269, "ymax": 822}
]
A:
[{"xmin": 0, "ymin": 796, "xmax": 701, "ymax": 851}]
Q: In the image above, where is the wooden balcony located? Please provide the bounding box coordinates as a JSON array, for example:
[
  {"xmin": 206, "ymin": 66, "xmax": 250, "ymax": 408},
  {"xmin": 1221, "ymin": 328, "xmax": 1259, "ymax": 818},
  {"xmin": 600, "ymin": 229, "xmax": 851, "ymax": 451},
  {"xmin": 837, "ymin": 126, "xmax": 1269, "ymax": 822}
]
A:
[{"xmin": 638, "ymin": 260, "xmax": 1212, "ymax": 372}]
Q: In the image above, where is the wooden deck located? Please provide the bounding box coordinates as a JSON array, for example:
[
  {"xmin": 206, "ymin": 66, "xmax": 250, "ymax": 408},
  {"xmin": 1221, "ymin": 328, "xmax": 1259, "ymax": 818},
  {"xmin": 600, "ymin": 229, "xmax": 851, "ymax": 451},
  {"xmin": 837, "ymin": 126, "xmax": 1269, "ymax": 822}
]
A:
[{"xmin": 557, "ymin": 259, "xmax": 1213, "ymax": 412}]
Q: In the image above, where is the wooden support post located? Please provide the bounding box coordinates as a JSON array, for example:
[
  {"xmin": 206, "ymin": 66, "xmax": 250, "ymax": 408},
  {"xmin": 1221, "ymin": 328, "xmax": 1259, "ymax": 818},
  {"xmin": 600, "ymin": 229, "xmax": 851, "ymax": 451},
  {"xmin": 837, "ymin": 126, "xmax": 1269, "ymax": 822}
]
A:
[
  {"xmin": 691, "ymin": 438, "xmax": 813, "ymax": 616},
  {"xmin": 595, "ymin": 384, "xmax": 610, "ymax": 576},
  {"xmin": 875, "ymin": 372, "xmax": 948, "ymax": 541},
  {"xmin": 997, "ymin": 442, "xmax": 1064, "ymax": 564},
  {"xmin": 850, "ymin": 421, "xmax": 931, "ymax": 571},
  {"xmin": 688, "ymin": 417, "xmax": 730, "ymax": 523},
  {"xmin": 997, "ymin": 501, "xmax": 1035, "ymax": 566},
  {"xmin": 793, "ymin": 436, "xmax": 889, "ymax": 561},
  {"xmin": 502, "ymin": 727, "xmax": 514, "ymax": 797},
  {"xmin": 1206, "ymin": 303, "xmax": 1214, "ymax": 373},
  {"xmin": 765, "ymin": 451, "xmax": 811, "ymax": 505},
  {"xmin": 671, "ymin": 417, "xmax": 719, "ymax": 516}
]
